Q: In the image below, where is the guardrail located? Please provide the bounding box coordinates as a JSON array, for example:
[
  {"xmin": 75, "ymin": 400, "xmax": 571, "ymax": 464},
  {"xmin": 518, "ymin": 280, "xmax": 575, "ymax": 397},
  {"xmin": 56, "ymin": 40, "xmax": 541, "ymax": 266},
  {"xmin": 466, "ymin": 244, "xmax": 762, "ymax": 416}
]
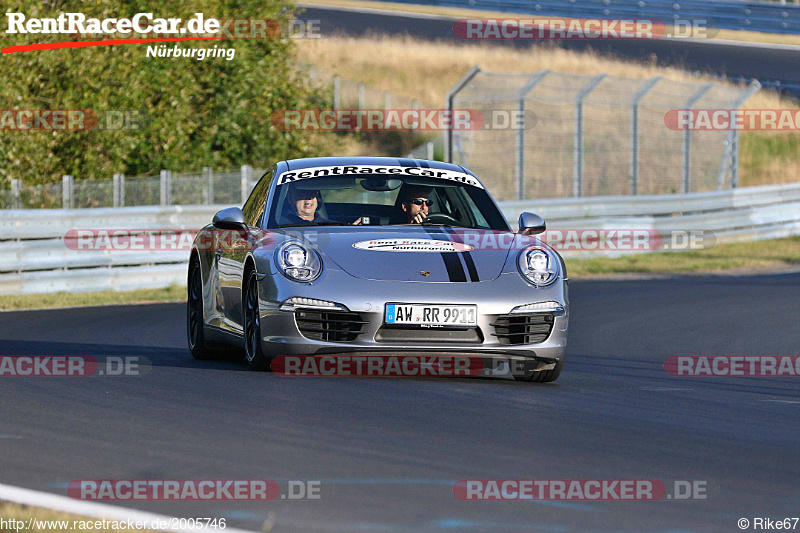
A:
[
  {"xmin": 1, "ymin": 182, "xmax": 800, "ymax": 295},
  {"xmin": 0, "ymin": 205, "xmax": 221, "ymax": 295},
  {"xmin": 391, "ymin": 0, "xmax": 800, "ymax": 35},
  {"xmin": 502, "ymin": 181, "xmax": 800, "ymax": 256}
]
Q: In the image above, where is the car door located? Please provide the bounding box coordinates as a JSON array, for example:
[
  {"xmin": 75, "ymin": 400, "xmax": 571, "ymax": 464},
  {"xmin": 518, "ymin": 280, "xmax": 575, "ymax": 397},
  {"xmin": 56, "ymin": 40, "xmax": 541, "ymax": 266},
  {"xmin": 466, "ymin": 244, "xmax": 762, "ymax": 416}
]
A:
[{"xmin": 219, "ymin": 167, "xmax": 274, "ymax": 333}]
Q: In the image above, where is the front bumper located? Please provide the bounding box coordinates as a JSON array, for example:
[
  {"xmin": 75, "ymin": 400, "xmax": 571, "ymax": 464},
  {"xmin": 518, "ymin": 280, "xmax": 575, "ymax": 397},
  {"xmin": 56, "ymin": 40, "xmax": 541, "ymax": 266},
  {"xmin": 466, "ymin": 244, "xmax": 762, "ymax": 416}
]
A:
[{"xmin": 256, "ymin": 268, "xmax": 569, "ymax": 364}]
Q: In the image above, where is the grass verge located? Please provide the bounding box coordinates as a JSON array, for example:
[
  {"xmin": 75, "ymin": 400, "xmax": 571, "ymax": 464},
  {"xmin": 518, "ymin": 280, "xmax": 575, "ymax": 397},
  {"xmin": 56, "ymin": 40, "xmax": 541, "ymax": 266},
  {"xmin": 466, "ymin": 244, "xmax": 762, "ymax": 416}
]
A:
[
  {"xmin": 0, "ymin": 284, "xmax": 185, "ymax": 312},
  {"xmin": 0, "ymin": 502, "xmax": 157, "ymax": 532},
  {"xmin": 566, "ymin": 236, "xmax": 800, "ymax": 277}
]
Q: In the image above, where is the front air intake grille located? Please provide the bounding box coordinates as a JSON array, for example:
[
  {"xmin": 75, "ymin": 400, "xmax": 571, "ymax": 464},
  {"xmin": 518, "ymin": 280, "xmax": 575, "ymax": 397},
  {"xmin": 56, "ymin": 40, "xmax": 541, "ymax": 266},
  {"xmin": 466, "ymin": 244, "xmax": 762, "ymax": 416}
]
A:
[
  {"xmin": 375, "ymin": 326, "xmax": 483, "ymax": 344},
  {"xmin": 295, "ymin": 309, "xmax": 367, "ymax": 342},
  {"xmin": 491, "ymin": 314, "xmax": 555, "ymax": 345}
]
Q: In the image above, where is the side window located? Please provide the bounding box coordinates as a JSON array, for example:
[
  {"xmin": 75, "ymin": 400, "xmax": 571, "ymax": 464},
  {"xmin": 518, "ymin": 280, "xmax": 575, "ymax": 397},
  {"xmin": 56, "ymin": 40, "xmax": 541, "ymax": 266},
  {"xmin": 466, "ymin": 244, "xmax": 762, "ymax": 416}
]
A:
[{"xmin": 242, "ymin": 168, "xmax": 274, "ymax": 227}]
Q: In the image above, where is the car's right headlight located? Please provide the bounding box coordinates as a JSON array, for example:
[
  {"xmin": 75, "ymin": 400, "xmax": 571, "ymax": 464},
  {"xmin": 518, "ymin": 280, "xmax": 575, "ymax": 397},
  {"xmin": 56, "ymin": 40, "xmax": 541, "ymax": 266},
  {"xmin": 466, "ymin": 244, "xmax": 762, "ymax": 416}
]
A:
[
  {"xmin": 517, "ymin": 245, "xmax": 559, "ymax": 286},
  {"xmin": 275, "ymin": 242, "xmax": 322, "ymax": 282}
]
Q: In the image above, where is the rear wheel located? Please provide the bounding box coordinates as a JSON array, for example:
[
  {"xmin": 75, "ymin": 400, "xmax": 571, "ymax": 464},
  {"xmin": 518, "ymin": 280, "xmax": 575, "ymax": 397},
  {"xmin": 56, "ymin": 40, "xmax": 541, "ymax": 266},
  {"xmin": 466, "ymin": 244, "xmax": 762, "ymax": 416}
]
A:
[
  {"xmin": 512, "ymin": 359, "xmax": 563, "ymax": 383},
  {"xmin": 243, "ymin": 269, "xmax": 271, "ymax": 371},
  {"xmin": 187, "ymin": 260, "xmax": 214, "ymax": 360}
]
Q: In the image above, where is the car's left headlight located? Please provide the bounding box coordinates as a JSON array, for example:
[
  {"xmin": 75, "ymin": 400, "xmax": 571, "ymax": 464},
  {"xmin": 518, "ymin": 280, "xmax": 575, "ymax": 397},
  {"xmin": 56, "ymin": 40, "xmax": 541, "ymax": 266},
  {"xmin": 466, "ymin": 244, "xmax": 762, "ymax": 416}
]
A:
[
  {"xmin": 276, "ymin": 242, "xmax": 322, "ymax": 282},
  {"xmin": 517, "ymin": 245, "xmax": 559, "ymax": 286}
]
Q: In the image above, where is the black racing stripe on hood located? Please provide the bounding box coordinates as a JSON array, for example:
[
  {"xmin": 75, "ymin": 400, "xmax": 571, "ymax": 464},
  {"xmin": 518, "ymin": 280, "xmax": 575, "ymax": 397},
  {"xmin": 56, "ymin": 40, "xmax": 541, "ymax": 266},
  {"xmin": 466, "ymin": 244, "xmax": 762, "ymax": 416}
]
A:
[
  {"xmin": 423, "ymin": 226, "xmax": 467, "ymax": 283},
  {"xmin": 442, "ymin": 227, "xmax": 479, "ymax": 282},
  {"xmin": 461, "ymin": 250, "xmax": 479, "ymax": 282}
]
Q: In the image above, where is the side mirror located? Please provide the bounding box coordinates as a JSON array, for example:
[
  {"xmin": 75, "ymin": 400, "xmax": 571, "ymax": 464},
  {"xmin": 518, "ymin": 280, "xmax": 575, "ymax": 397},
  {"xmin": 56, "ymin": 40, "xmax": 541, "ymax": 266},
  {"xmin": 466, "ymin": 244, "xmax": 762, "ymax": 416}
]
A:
[
  {"xmin": 518, "ymin": 212, "xmax": 546, "ymax": 235},
  {"xmin": 213, "ymin": 207, "xmax": 247, "ymax": 230}
]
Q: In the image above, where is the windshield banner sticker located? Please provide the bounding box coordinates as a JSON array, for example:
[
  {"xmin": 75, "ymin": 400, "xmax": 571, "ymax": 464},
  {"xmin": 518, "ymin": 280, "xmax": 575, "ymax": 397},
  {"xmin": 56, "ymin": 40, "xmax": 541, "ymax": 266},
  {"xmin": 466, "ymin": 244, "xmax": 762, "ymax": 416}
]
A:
[{"xmin": 277, "ymin": 165, "xmax": 483, "ymax": 188}]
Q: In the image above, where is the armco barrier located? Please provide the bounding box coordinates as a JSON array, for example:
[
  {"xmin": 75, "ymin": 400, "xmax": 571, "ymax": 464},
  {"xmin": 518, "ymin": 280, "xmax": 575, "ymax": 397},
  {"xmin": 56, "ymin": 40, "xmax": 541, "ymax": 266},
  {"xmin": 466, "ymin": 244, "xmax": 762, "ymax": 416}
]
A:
[
  {"xmin": 389, "ymin": 0, "xmax": 800, "ymax": 35},
  {"xmin": 0, "ymin": 205, "xmax": 222, "ymax": 295},
  {"xmin": 1, "ymin": 182, "xmax": 800, "ymax": 294}
]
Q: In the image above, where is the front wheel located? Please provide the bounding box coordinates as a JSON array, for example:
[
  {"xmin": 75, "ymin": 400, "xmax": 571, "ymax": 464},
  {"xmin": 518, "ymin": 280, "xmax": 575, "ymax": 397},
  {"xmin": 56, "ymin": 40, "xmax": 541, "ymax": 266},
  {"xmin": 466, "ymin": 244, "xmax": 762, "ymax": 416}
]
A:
[
  {"xmin": 512, "ymin": 359, "xmax": 563, "ymax": 383},
  {"xmin": 243, "ymin": 270, "xmax": 271, "ymax": 371}
]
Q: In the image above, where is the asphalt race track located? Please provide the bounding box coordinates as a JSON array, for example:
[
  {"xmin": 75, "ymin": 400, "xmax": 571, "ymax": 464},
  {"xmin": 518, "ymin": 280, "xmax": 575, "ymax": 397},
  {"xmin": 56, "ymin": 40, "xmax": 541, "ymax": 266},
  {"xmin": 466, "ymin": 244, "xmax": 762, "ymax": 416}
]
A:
[
  {"xmin": 301, "ymin": 4, "xmax": 800, "ymax": 97},
  {"xmin": 1, "ymin": 272, "xmax": 799, "ymax": 531}
]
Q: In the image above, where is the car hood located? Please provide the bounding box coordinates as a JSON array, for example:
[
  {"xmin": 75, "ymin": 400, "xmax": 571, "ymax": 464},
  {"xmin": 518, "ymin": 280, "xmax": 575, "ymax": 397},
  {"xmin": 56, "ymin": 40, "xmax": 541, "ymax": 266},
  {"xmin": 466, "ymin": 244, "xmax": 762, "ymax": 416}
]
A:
[{"xmin": 279, "ymin": 227, "xmax": 521, "ymax": 282}]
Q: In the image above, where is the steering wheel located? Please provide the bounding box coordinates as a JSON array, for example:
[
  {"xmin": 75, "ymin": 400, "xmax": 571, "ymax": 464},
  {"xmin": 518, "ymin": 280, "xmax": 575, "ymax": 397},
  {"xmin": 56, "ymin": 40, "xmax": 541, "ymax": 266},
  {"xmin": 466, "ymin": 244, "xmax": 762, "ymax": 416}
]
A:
[{"xmin": 423, "ymin": 213, "xmax": 460, "ymax": 225}]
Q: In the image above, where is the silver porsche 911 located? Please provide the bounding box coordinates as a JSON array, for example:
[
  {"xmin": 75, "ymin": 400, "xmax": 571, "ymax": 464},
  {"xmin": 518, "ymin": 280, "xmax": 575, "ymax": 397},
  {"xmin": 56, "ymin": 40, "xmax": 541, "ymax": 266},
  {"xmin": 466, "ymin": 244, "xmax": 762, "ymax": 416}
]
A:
[{"xmin": 187, "ymin": 157, "xmax": 568, "ymax": 382}]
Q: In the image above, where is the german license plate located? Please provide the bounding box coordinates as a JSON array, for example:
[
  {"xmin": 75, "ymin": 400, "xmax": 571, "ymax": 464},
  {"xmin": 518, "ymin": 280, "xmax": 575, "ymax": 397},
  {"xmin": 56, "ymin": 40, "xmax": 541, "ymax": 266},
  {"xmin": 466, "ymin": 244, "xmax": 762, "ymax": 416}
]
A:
[{"xmin": 384, "ymin": 303, "xmax": 477, "ymax": 327}]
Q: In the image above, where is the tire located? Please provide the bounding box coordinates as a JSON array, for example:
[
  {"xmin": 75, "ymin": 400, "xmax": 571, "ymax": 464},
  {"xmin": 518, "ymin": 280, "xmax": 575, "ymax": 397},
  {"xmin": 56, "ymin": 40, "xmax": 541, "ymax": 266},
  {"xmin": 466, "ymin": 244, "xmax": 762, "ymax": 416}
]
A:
[
  {"xmin": 512, "ymin": 359, "xmax": 563, "ymax": 383},
  {"xmin": 243, "ymin": 269, "xmax": 271, "ymax": 371},
  {"xmin": 187, "ymin": 259, "xmax": 214, "ymax": 360}
]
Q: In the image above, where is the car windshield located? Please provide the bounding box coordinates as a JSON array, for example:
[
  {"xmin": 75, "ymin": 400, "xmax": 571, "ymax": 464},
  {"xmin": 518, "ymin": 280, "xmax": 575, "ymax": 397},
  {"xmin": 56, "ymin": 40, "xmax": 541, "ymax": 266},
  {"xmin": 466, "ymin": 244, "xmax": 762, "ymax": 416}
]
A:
[{"xmin": 267, "ymin": 169, "xmax": 509, "ymax": 230}]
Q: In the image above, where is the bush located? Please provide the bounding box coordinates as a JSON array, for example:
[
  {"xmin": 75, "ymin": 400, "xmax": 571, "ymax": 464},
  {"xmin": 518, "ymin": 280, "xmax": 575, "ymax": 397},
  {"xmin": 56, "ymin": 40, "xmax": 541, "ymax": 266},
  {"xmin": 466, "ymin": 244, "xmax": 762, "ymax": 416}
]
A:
[{"xmin": 1, "ymin": 0, "xmax": 330, "ymax": 185}]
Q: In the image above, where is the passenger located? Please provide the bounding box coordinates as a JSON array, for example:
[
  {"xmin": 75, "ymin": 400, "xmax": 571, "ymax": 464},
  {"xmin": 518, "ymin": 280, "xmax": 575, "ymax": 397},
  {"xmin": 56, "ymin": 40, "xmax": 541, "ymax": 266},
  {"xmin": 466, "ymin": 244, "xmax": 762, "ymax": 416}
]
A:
[
  {"xmin": 281, "ymin": 188, "xmax": 331, "ymax": 224},
  {"xmin": 281, "ymin": 186, "xmax": 364, "ymax": 225}
]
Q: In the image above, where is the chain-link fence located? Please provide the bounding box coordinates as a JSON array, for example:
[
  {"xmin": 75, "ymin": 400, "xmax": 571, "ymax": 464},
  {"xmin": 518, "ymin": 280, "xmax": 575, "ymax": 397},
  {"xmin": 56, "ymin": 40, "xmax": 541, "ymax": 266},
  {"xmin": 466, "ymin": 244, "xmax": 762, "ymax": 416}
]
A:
[
  {"xmin": 1, "ymin": 166, "xmax": 264, "ymax": 209},
  {"xmin": 304, "ymin": 63, "xmax": 435, "ymax": 113},
  {"xmin": 446, "ymin": 67, "xmax": 760, "ymax": 201}
]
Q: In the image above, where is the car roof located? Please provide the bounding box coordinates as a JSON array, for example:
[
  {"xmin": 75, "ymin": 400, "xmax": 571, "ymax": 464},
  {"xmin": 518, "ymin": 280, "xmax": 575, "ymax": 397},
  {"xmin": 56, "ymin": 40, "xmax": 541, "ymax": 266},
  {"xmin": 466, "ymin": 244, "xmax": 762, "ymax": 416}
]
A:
[{"xmin": 283, "ymin": 156, "xmax": 473, "ymax": 176}]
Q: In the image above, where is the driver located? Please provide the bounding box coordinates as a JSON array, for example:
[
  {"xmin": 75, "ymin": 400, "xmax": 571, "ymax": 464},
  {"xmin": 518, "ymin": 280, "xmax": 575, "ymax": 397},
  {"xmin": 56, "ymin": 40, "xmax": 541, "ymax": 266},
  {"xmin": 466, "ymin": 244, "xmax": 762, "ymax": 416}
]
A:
[{"xmin": 400, "ymin": 187, "xmax": 433, "ymax": 224}]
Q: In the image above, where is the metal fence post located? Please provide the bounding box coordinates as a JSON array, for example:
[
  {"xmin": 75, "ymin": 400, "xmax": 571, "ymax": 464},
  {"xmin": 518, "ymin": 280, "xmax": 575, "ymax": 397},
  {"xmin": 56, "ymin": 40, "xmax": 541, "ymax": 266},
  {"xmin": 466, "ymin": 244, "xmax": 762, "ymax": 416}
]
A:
[
  {"xmin": 630, "ymin": 77, "xmax": 661, "ymax": 195},
  {"xmin": 113, "ymin": 173, "xmax": 122, "ymax": 207},
  {"xmin": 11, "ymin": 179, "xmax": 22, "ymax": 209},
  {"xmin": 731, "ymin": 130, "xmax": 740, "ymax": 188},
  {"xmin": 682, "ymin": 83, "xmax": 714, "ymax": 193},
  {"xmin": 358, "ymin": 83, "xmax": 365, "ymax": 110},
  {"xmin": 62, "ymin": 175, "xmax": 74, "ymax": 209},
  {"xmin": 241, "ymin": 164, "xmax": 253, "ymax": 205},
  {"xmin": 333, "ymin": 76, "xmax": 340, "ymax": 111},
  {"xmin": 716, "ymin": 80, "xmax": 761, "ymax": 189},
  {"xmin": 203, "ymin": 167, "xmax": 214, "ymax": 204},
  {"xmin": 573, "ymin": 74, "xmax": 606, "ymax": 198},
  {"xmin": 426, "ymin": 141, "xmax": 434, "ymax": 161},
  {"xmin": 444, "ymin": 65, "xmax": 481, "ymax": 163},
  {"xmin": 384, "ymin": 91, "xmax": 391, "ymax": 111},
  {"xmin": 515, "ymin": 70, "xmax": 550, "ymax": 200},
  {"xmin": 160, "ymin": 170, "xmax": 171, "ymax": 205}
]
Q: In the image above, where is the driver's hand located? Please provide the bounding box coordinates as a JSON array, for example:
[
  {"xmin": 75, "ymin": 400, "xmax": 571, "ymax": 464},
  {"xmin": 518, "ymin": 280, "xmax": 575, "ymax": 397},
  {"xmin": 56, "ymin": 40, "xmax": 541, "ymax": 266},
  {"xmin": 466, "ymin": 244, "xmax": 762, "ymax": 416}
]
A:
[{"xmin": 411, "ymin": 212, "xmax": 427, "ymax": 224}]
